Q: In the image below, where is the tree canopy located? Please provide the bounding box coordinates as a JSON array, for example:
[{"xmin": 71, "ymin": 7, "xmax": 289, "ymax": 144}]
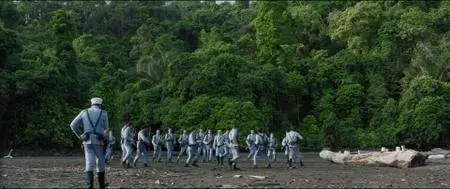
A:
[{"xmin": 1, "ymin": 1, "xmax": 449, "ymax": 151}]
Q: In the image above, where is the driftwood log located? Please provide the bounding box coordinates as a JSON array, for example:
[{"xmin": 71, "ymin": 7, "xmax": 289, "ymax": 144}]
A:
[
  {"xmin": 419, "ymin": 148, "xmax": 450, "ymax": 159},
  {"xmin": 319, "ymin": 149, "xmax": 426, "ymax": 168}
]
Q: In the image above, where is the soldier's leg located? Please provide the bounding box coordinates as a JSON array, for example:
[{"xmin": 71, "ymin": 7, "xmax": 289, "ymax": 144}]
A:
[
  {"xmin": 263, "ymin": 148, "xmax": 271, "ymax": 167},
  {"xmin": 252, "ymin": 148, "xmax": 259, "ymax": 168},
  {"xmin": 93, "ymin": 145, "xmax": 107, "ymax": 189},
  {"xmin": 273, "ymin": 149, "xmax": 277, "ymax": 162},
  {"xmin": 230, "ymin": 147, "xmax": 238, "ymax": 170},
  {"xmin": 192, "ymin": 146, "xmax": 199, "ymax": 167},
  {"xmin": 168, "ymin": 145, "xmax": 174, "ymax": 161},
  {"xmin": 297, "ymin": 147, "xmax": 303, "ymax": 166},
  {"xmin": 133, "ymin": 144, "xmax": 141, "ymax": 166},
  {"xmin": 203, "ymin": 146, "xmax": 206, "ymax": 161},
  {"xmin": 143, "ymin": 146, "xmax": 149, "ymax": 166},
  {"xmin": 196, "ymin": 146, "xmax": 202, "ymax": 162},
  {"xmin": 124, "ymin": 143, "xmax": 133, "ymax": 167},
  {"xmin": 84, "ymin": 144, "xmax": 95, "ymax": 189},
  {"xmin": 288, "ymin": 147, "xmax": 296, "ymax": 168},
  {"xmin": 157, "ymin": 146, "xmax": 161, "ymax": 162},
  {"xmin": 105, "ymin": 146, "xmax": 112, "ymax": 164},
  {"xmin": 285, "ymin": 148, "xmax": 289, "ymax": 164},
  {"xmin": 208, "ymin": 146, "xmax": 213, "ymax": 162},
  {"xmin": 186, "ymin": 146, "xmax": 192, "ymax": 166},
  {"xmin": 121, "ymin": 142, "xmax": 126, "ymax": 164},
  {"xmin": 177, "ymin": 146, "xmax": 185, "ymax": 163}
]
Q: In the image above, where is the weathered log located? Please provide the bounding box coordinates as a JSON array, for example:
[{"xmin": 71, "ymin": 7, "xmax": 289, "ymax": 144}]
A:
[
  {"xmin": 319, "ymin": 149, "xmax": 426, "ymax": 168},
  {"xmin": 419, "ymin": 148, "xmax": 450, "ymax": 159}
]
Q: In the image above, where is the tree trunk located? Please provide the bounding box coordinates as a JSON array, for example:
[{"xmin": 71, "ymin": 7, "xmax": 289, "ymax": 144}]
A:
[{"xmin": 319, "ymin": 149, "xmax": 426, "ymax": 169}]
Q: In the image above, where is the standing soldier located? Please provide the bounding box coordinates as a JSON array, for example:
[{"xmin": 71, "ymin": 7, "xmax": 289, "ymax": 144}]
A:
[
  {"xmin": 228, "ymin": 126, "xmax": 240, "ymax": 170},
  {"xmin": 203, "ymin": 129, "xmax": 214, "ymax": 162},
  {"xmin": 105, "ymin": 129, "xmax": 115, "ymax": 165},
  {"xmin": 185, "ymin": 129, "xmax": 199, "ymax": 167},
  {"xmin": 213, "ymin": 130, "xmax": 227, "ymax": 166},
  {"xmin": 196, "ymin": 129, "xmax": 206, "ymax": 162},
  {"xmin": 286, "ymin": 126, "xmax": 304, "ymax": 169},
  {"xmin": 253, "ymin": 128, "xmax": 271, "ymax": 168},
  {"xmin": 267, "ymin": 133, "xmax": 277, "ymax": 163},
  {"xmin": 281, "ymin": 131, "xmax": 289, "ymax": 164},
  {"xmin": 165, "ymin": 128, "xmax": 175, "ymax": 163},
  {"xmin": 121, "ymin": 119, "xmax": 134, "ymax": 169},
  {"xmin": 176, "ymin": 130, "xmax": 189, "ymax": 164},
  {"xmin": 70, "ymin": 97, "xmax": 109, "ymax": 189},
  {"xmin": 152, "ymin": 129, "xmax": 162, "ymax": 163},
  {"xmin": 246, "ymin": 130, "xmax": 257, "ymax": 161},
  {"xmin": 133, "ymin": 126, "xmax": 151, "ymax": 167}
]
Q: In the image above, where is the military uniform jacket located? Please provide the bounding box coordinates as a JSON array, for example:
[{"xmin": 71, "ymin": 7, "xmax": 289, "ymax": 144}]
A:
[
  {"xmin": 203, "ymin": 133, "xmax": 214, "ymax": 147},
  {"xmin": 70, "ymin": 106, "xmax": 109, "ymax": 145},
  {"xmin": 138, "ymin": 130, "xmax": 150, "ymax": 146},
  {"xmin": 188, "ymin": 132, "xmax": 197, "ymax": 147},
  {"xmin": 246, "ymin": 134, "xmax": 256, "ymax": 148},
  {"xmin": 121, "ymin": 125, "xmax": 134, "ymax": 144},
  {"xmin": 229, "ymin": 128, "xmax": 239, "ymax": 148},
  {"xmin": 165, "ymin": 133, "xmax": 175, "ymax": 145},
  {"xmin": 152, "ymin": 134, "xmax": 162, "ymax": 147},
  {"xmin": 178, "ymin": 134, "xmax": 188, "ymax": 147},
  {"xmin": 196, "ymin": 132, "xmax": 205, "ymax": 146},
  {"xmin": 268, "ymin": 137, "xmax": 277, "ymax": 149},
  {"xmin": 286, "ymin": 131, "xmax": 303, "ymax": 147}
]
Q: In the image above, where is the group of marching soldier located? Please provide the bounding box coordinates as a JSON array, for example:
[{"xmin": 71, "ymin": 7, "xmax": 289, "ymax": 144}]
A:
[
  {"xmin": 70, "ymin": 97, "xmax": 304, "ymax": 189},
  {"xmin": 116, "ymin": 122, "xmax": 305, "ymax": 170}
]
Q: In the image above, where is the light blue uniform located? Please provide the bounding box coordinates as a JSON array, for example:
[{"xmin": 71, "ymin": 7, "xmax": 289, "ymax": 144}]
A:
[
  {"xmin": 177, "ymin": 132, "xmax": 189, "ymax": 162},
  {"xmin": 105, "ymin": 131, "xmax": 115, "ymax": 162},
  {"xmin": 213, "ymin": 134, "xmax": 227, "ymax": 157},
  {"xmin": 229, "ymin": 128, "xmax": 240, "ymax": 169},
  {"xmin": 152, "ymin": 132, "xmax": 162, "ymax": 162},
  {"xmin": 121, "ymin": 124, "xmax": 134, "ymax": 166},
  {"xmin": 267, "ymin": 136, "xmax": 277, "ymax": 162},
  {"xmin": 203, "ymin": 132, "xmax": 214, "ymax": 161},
  {"xmin": 186, "ymin": 132, "xmax": 198, "ymax": 165},
  {"xmin": 70, "ymin": 106, "xmax": 109, "ymax": 172},
  {"xmin": 165, "ymin": 132, "xmax": 175, "ymax": 161},
  {"xmin": 282, "ymin": 135, "xmax": 289, "ymax": 161},
  {"xmin": 246, "ymin": 133, "xmax": 257, "ymax": 159},
  {"xmin": 253, "ymin": 132, "xmax": 271, "ymax": 167},
  {"xmin": 133, "ymin": 129, "xmax": 150, "ymax": 166},
  {"xmin": 196, "ymin": 131, "xmax": 205, "ymax": 161},
  {"xmin": 286, "ymin": 130, "xmax": 303, "ymax": 167},
  {"xmin": 229, "ymin": 128, "xmax": 240, "ymax": 162}
]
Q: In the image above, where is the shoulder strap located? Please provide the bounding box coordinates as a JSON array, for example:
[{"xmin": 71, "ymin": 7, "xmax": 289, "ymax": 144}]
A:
[{"xmin": 85, "ymin": 109, "xmax": 103, "ymax": 132}]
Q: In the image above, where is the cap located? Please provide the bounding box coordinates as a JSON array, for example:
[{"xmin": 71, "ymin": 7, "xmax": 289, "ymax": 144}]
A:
[{"xmin": 90, "ymin": 97, "xmax": 103, "ymax": 105}]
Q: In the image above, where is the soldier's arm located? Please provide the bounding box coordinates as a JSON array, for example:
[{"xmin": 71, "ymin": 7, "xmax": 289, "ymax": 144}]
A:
[
  {"xmin": 103, "ymin": 111, "xmax": 109, "ymax": 135},
  {"xmin": 152, "ymin": 135, "xmax": 157, "ymax": 146},
  {"xmin": 70, "ymin": 111, "xmax": 84, "ymax": 138},
  {"xmin": 144, "ymin": 134, "xmax": 151, "ymax": 144},
  {"xmin": 203, "ymin": 135, "xmax": 208, "ymax": 144}
]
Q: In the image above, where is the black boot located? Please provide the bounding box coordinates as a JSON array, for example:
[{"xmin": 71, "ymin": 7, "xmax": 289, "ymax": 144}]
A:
[
  {"xmin": 232, "ymin": 162, "xmax": 240, "ymax": 170},
  {"xmin": 216, "ymin": 156, "xmax": 220, "ymax": 165},
  {"xmin": 300, "ymin": 160, "xmax": 304, "ymax": 167},
  {"xmin": 192, "ymin": 160, "xmax": 199, "ymax": 167},
  {"xmin": 98, "ymin": 171, "xmax": 108, "ymax": 189},
  {"xmin": 86, "ymin": 171, "xmax": 94, "ymax": 189},
  {"xmin": 228, "ymin": 158, "xmax": 232, "ymax": 168},
  {"xmin": 288, "ymin": 159, "xmax": 293, "ymax": 169},
  {"xmin": 220, "ymin": 157, "xmax": 224, "ymax": 165}
]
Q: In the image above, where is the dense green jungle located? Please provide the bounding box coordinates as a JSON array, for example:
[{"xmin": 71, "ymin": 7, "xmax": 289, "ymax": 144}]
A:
[{"xmin": 0, "ymin": 1, "xmax": 449, "ymax": 152}]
